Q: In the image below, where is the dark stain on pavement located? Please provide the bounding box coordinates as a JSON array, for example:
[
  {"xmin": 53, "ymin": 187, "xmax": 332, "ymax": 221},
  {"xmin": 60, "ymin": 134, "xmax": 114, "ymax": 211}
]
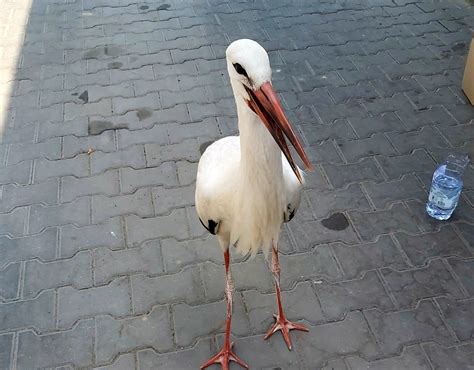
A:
[
  {"xmin": 136, "ymin": 108, "xmax": 152, "ymax": 121},
  {"xmin": 321, "ymin": 212, "xmax": 349, "ymax": 231},
  {"xmin": 89, "ymin": 120, "xmax": 127, "ymax": 135},
  {"xmin": 84, "ymin": 45, "xmax": 122, "ymax": 59},
  {"xmin": 157, "ymin": 4, "xmax": 170, "ymax": 10},
  {"xmin": 107, "ymin": 62, "xmax": 123, "ymax": 69},
  {"xmin": 140, "ymin": 5, "xmax": 149, "ymax": 10},
  {"xmin": 78, "ymin": 90, "xmax": 88, "ymax": 103}
]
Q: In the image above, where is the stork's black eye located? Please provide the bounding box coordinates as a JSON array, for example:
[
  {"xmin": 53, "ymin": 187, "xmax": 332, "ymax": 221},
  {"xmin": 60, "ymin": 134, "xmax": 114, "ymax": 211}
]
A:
[{"xmin": 233, "ymin": 63, "xmax": 248, "ymax": 77}]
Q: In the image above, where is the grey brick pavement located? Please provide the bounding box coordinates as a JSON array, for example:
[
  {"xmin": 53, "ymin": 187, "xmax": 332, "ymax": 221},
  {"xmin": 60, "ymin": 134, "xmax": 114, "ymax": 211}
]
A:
[{"xmin": 0, "ymin": 0, "xmax": 473, "ymax": 368}]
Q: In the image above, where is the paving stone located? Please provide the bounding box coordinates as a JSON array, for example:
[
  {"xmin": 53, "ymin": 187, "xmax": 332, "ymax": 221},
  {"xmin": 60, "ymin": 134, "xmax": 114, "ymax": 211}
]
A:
[
  {"xmin": 244, "ymin": 281, "xmax": 324, "ymax": 334},
  {"xmin": 125, "ymin": 209, "xmax": 189, "ymax": 247},
  {"xmin": 346, "ymin": 345, "xmax": 431, "ymax": 370},
  {"xmin": 297, "ymin": 311, "xmax": 380, "ymax": 368},
  {"xmin": 323, "ymin": 158, "xmax": 384, "ymax": 189},
  {"xmin": 92, "ymin": 188, "xmax": 153, "ymax": 223},
  {"xmin": 62, "ymin": 170, "xmax": 120, "ymax": 202},
  {"xmin": 406, "ymin": 88, "xmax": 464, "ymax": 110},
  {"xmin": 314, "ymin": 101, "xmax": 367, "ymax": 125},
  {"xmin": 289, "ymin": 216, "xmax": 359, "ymax": 250},
  {"xmin": 0, "ymin": 290, "xmax": 55, "ymax": 332},
  {"xmin": 0, "ymin": 229, "xmax": 57, "ymax": 269},
  {"xmin": 316, "ymin": 271, "xmax": 394, "ymax": 320},
  {"xmin": 280, "ymin": 247, "xmax": 342, "ymax": 287},
  {"xmin": 137, "ymin": 339, "xmax": 214, "ymax": 370},
  {"xmin": 131, "ymin": 266, "xmax": 205, "ymax": 313},
  {"xmin": 305, "ymin": 141, "xmax": 343, "ymax": 165},
  {"xmin": 152, "ymin": 184, "xmax": 195, "ymax": 215},
  {"xmin": 447, "ymin": 257, "xmax": 474, "ymax": 296},
  {"xmin": 348, "ymin": 112, "xmax": 403, "ymax": 138},
  {"xmin": 120, "ymin": 162, "xmax": 177, "ymax": 193},
  {"xmin": 168, "ymin": 119, "xmax": 220, "ymax": 144},
  {"xmin": 337, "ymin": 133, "xmax": 398, "ymax": 162},
  {"xmin": 387, "ymin": 126, "xmax": 451, "ymax": 154},
  {"xmin": 0, "ymin": 161, "xmax": 31, "ymax": 185},
  {"xmin": 161, "ymin": 236, "xmax": 220, "ymax": 274},
  {"xmin": 24, "ymin": 251, "xmax": 92, "ymax": 298},
  {"xmin": 60, "ymin": 218, "xmax": 124, "ymax": 258},
  {"xmin": 306, "ymin": 184, "xmax": 371, "ymax": 219},
  {"xmin": 91, "ymin": 145, "xmax": 146, "ymax": 175},
  {"xmin": 58, "ymin": 277, "xmax": 131, "ymax": 328},
  {"xmin": 175, "ymin": 161, "xmax": 197, "ymax": 186},
  {"xmin": 145, "ymin": 138, "xmax": 200, "ymax": 166},
  {"xmin": 423, "ymin": 342, "xmax": 474, "ymax": 370},
  {"xmin": 173, "ymin": 293, "xmax": 250, "ymax": 347},
  {"xmin": 364, "ymin": 300, "xmax": 454, "ymax": 356},
  {"xmin": 93, "ymin": 353, "xmax": 136, "ymax": 370},
  {"xmin": 117, "ymin": 125, "xmax": 168, "ymax": 149},
  {"xmin": 438, "ymin": 122, "xmax": 474, "ymax": 147},
  {"xmin": 0, "ymin": 333, "xmax": 12, "ymax": 369},
  {"xmin": 457, "ymin": 222, "xmax": 474, "ymax": 247},
  {"xmin": 363, "ymin": 174, "xmax": 427, "ymax": 209},
  {"xmin": 0, "ymin": 178, "xmax": 58, "ymax": 212},
  {"xmin": 396, "ymin": 105, "xmax": 457, "ymax": 130},
  {"xmin": 394, "ymin": 226, "xmax": 472, "ymax": 266},
  {"xmin": 331, "ymin": 235, "xmax": 408, "ymax": 279},
  {"xmin": 62, "ymin": 131, "xmax": 116, "ymax": 158},
  {"xmin": 436, "ymin": 297, "xmax": 474, "ymax": 341},
  {"xmin": 34, "ymin": 155, "xmax": 89, "ymax": 182},
  {"xmin": 65, "ymin": 99, "xmax": 112, "ymax": 121},
  {"xmin": 29, "ymin": 197, "xmax": 90, "ymax": 233},
  {"xmin": 112, "ymin": 93, "xmax": 160, "ymax": 116},
  {"xmin": 7, "ymin": 138, "xmax": 61, "ymax": 165},
  {"xmin": 349, "ymin": 203, "xmax": 421, "ymax": 242},
  {"xmin": 17, "ymin": 319, "xmax": 94, "ymax": 368},
  {"xmin": 0, "ymin": 207, "xmax": 27, "ymax": 237},
  {"xmin": 94, "ymin": 240, "xmax": 164, "ymax": 285},
  {"xmin": 96, "ymin": 305, "xmax": 173, "ymax": 363},
  {"xmin": 0, "ymin": 262, "xmax": 20, "ymax": 300},
  {"xmin": 381, "ymin": 259, "xmax": 464, "ymax": 308},
  {"xmin": 300, "ymin": 119, "xmax": 357, "ymax": 144}
]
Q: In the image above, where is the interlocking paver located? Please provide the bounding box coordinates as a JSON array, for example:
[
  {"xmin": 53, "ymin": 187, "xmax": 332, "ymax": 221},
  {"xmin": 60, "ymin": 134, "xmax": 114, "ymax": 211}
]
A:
[
  {"xmin": 0, "ymin": 290, "xmax": 55, "ymax": 332},
  {"xmin": 58, "ymin": 277, "xmax": 131, "ymax": 328},
  {"xmin": 315, "ymin": 271, "xmax": 394, "ymax": 320},
  {"xmin": 59, "ymin": 218, "xmax": 124, "ymax": 258},
  {"xmin": 381, "ymin": 259, "xmax": 464, "ymax": 308},
  {"xmin": 394, "ymin": 226, "xmax": 472, "ymax": 266},
  {"xmin": 0, "ymin": 263, "xmax": 20, "ymax": 301},
  {"xmin": 24, "ymin": 251, "xmax": 92, "ymax": 298},
  {"xmin": 17, "ymin": 320, "xmax": 94, "ymax": 368},
  {"xmin": 93, "ymin": 240, "xmax": 163, "ymax": 285},
  {"xmin": 364, "ymin": 300, "xmax": 455, "ymax": 356},
  {"xmin": 1, "ymin": 0, "xmax": 473, "ymax": 366},
  {"xmin": 0, "ymin": 178, "xmax": 58, "ymax": 212},
  {"xmin": 96, "ymin": 306, "xmax": 174, "ymax": 363},
  {"xmin": 345, "ymin": 345, "xmax": 431, "ymax": 370},
  {"xmin": 423, "ymin": 342, "xmax": 474, "ymax": 370}
]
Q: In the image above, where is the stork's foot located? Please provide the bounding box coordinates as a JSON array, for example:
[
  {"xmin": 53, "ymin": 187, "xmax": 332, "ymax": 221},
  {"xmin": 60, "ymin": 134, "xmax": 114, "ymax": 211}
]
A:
[
  {"xmin": 200, "ymin": 342, "xmax": 248, "ymax": 370},
  {"xmin": 264, "ymin": 313, "xmax": 309, "ymax": 350}
]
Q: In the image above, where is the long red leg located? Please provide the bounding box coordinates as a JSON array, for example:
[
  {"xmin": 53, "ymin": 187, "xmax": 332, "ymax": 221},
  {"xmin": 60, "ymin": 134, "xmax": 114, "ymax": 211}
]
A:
[
  {"xmin": 264, "ymin": 243, "xmax": 309, "ymax": 350},
  {"xmin": 201, "ymin": 249, "xmax": 248, "ymax": 370}
]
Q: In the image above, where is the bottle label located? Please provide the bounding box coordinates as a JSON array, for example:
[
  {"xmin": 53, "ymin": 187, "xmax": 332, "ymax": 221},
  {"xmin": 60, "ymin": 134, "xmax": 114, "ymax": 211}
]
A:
[{"xmin": 428, "ymin": 189, "xmax": 457, "ymax": 209}]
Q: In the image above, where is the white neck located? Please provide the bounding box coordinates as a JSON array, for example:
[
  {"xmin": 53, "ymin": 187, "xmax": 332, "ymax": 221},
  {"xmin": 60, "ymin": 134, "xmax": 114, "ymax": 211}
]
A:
[{"xmin": 235, "ymin": 97, "xmax": 283, "ymax": 182}]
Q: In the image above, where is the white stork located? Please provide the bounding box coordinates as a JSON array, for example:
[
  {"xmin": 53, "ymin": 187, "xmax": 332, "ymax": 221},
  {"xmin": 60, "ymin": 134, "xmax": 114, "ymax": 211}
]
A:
[{"xmin": 195, "ymin": 39, "xmax": 313, "ymax": 369}]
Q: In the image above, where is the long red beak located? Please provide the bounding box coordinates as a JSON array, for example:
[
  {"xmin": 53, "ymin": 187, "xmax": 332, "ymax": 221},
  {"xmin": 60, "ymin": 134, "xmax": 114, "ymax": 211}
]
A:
[{"xmin": 246, "ymin": 82, "xmax": 313, "ymax": 183}]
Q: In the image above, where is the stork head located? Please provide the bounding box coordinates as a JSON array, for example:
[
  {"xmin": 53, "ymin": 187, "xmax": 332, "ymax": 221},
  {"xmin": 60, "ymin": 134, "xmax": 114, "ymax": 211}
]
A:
[{"xmin": 226, "ymin": 39, "xmax": 312, "ymax": 182}]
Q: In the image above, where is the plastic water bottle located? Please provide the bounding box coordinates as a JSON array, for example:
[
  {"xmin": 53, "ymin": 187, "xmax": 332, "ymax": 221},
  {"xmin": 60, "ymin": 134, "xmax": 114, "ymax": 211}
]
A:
[{"xmin": 426, "ymin": 154, "xmax": 469, "ymax": 220}]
